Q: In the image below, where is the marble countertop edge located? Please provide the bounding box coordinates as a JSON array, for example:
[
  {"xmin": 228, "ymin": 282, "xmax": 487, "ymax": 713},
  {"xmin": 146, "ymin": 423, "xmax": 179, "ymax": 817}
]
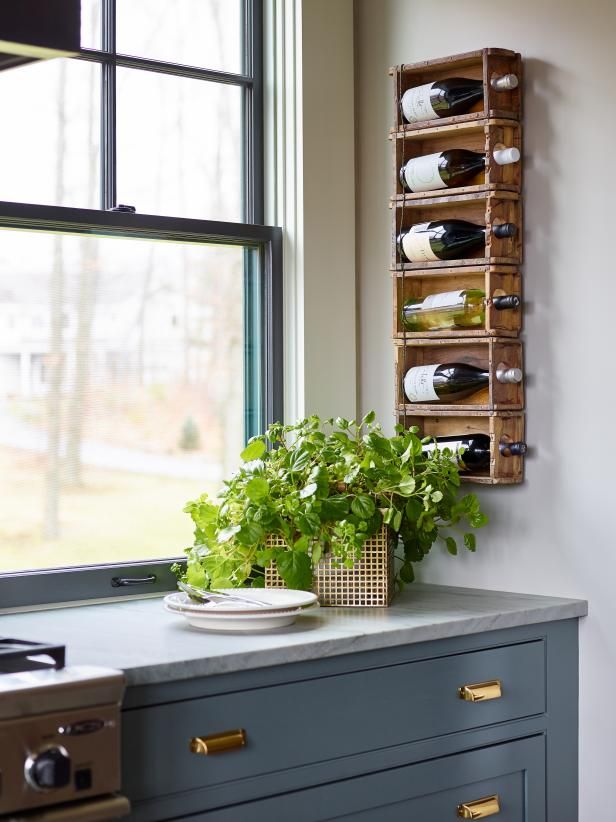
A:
[{"xmin": 0, "ymin": 584, "xmax": 587, "ymax": 687}]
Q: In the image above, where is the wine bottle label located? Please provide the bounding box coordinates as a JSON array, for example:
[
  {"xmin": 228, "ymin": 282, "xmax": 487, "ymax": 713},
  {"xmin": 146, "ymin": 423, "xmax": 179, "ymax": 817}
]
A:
[
  {"xmin": 421, "ymin": 290, "xmax": 465, "ymax": 310},
  {"xmin": 401, "ymin": 223, "xmax": 439, "ymax": 262},
  {"xmin": 401, "ymin": 83, "xmax": 438, "ymax": 124},
  {"xmin": 403, "ymin": 364, "xmax": 441, "ymax": 402},
  {"xmin": 402, "ymin": 153, "xmax": 447, "ymax": 192}
]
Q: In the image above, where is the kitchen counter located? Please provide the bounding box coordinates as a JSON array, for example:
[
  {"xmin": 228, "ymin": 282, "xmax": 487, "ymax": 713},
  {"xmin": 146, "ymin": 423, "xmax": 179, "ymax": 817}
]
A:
[{"xmin": 0, "ymin": 583, "xmax": 586, "ymax": 686}]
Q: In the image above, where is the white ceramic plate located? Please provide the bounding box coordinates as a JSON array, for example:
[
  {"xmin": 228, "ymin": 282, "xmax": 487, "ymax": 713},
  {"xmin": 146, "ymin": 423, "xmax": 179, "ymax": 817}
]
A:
[
  {"xmin": 164, "ymin": 588, "xmax": 318, "ymax": 615},
  {"xmin": 164, "ymin": 599, "xmax": 318, "ymax": 632}
]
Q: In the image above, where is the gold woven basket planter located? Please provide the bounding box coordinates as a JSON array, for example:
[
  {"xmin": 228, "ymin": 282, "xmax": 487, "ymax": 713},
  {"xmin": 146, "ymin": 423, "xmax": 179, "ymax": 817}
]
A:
[{"xmin": 264, "ymin": 525, "xmax": 395, "ymax": 607}]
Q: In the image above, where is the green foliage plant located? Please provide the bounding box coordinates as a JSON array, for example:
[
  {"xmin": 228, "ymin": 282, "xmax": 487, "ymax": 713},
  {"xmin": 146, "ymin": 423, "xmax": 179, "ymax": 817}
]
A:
[{"xmin": 174, "ymin": 412, "xmax": 488, "ymax": 592}]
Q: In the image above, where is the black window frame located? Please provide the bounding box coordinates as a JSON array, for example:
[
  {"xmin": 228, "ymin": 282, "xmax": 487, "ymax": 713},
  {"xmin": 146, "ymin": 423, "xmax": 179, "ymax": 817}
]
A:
[{"xmin": 0, "ymin": 0, "xmax": 283, "ymax": 611}]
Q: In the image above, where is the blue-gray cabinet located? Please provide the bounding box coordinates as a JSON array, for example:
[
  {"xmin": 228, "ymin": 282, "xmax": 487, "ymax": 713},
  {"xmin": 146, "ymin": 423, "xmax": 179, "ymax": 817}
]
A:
[{"xmin": 121, "ymin": 619, "xmax": 578, "ymax": 821}]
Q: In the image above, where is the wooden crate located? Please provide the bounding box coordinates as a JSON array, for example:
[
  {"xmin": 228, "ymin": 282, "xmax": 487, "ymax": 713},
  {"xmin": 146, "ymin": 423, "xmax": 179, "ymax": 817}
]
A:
[
  {"xmin": 394, "ymin": 337, "xmax": 523, "ymax": 412},
  {"xmin": 391, "ymin": 190, "xmax": 522, "ymax": 269},
  {"xmin": 399, "ymin": 410, "xmax": 525, "ymax": 484},
  {"xmin": 390, "ymin": 48, "xmax": 522, "ymax": 132},
  {"xmin": 264, "ymin": 527, "xmax": 395, "ymax": 607},
  {"xmin": 392, "ymin": 265, "xmax": 522, "ymax": 339},
  {"xmin": 391, "ymin": 119, "xmax": 522, "ymax": 200}
]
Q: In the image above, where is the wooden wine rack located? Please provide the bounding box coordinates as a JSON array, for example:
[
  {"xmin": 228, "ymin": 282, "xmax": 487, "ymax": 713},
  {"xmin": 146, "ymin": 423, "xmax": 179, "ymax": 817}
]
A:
[
  {"xmin": 394, "ymin": 338, "xmax": 524, "ymax": 413},
  {"xmin": 390, "ymin": 48, "xmax": 526, "ymax": 484},
  {"xmin": 391, "ymin": 190, "xmax": 522, "ymax": 270},
  {"xmin": 392, "ymin": 265, "xmax": 521, "ymax": 339},
  {"xmin": 391, "ymin": 120, "xmax": 522, "ymax": 200},
  {"xmin": 390, "ymin": 48, "xmax": 522, "ymax": 132},
  {"xmin": 398, "ymin": 411, "xmax": 525, "ymax": 485}
]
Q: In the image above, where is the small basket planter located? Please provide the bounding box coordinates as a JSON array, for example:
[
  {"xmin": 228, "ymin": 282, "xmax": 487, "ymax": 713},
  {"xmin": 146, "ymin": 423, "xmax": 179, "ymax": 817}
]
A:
[{"xmin": 264, "ymin": 524, "xmax": 395, "ymax": 607}]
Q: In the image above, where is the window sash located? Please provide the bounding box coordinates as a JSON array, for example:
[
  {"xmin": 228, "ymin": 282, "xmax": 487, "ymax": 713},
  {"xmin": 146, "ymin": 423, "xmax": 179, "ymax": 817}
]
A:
[
  {"xmin": 0, "ymin": 0, "xmax": 277, "ymax": 610},
  {"xmin": 76, "ymin": 0, "xmax": 262, "ymax": 220},
  {"xmin": 0, "ymin": 203, "xmax": 283, "ymax": 611}
]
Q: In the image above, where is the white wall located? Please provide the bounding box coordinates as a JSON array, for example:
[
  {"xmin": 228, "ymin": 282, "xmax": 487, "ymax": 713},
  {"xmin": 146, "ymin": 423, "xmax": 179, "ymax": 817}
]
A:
[
  {"xmin": 354, "ymin": 0, "xmax": 615, "ymax": 816},
  {"xmin": 265, "ymin": 0, "xmax": 357, "ymax": 423}
]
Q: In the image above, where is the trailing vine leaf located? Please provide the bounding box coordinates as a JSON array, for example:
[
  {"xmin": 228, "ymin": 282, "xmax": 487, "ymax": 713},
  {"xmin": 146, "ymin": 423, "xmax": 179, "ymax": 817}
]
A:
[
  {"xmin": 351, "ymin": 494, "xmax": 376, "ymax": 519},
  {"xmin": 445, "ymin": 536, "xmax": 458, "ymax": 556},
  {"xmin": 276, "ymin": 551, "xmax": 312, "ymax": 590},
  {"xmin": 299, "ymin": 482, "xmax": 318, "ymax": 499},
  {"xmin": 398, "ymin": 476, "xmax": 417, "ymax": 496},
  {"xmin": 296, "ymin": 512, "xmax": 321, "ymax": 537},
  {"xmin": 320, "ymin": 496, "xmax": 350, "ymax": 521},
  {"xmin": 245, "ymin": 477, "xmax": 269, "ymax": 502},
  {"xmin": 400, "ymin": 563, "xmax": 415, "ymax": 583},
  {"xmin": 240, "ymin": 438, "xmax": 266, "ymax": 462}
]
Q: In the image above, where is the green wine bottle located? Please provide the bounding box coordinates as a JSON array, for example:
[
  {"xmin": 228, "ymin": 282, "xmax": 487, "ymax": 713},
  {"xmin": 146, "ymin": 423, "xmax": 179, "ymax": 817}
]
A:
[{"xmin": 401, "ymin": 289, "xmax": 520, "ymax": 332}]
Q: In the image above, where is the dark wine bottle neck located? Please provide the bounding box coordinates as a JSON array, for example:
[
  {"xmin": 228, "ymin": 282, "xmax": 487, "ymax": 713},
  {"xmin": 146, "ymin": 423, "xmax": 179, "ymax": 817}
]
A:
[
  {"xmin": 492, "ymin": 294, "xmax": 521, "ymax": 310},
  {"xmin": 492, "ymin": 223, "xmax": 517, "ymax": 239},
  {"xmin": 499, "ymin": 441, "xmax": 527, "ymax": 457}
]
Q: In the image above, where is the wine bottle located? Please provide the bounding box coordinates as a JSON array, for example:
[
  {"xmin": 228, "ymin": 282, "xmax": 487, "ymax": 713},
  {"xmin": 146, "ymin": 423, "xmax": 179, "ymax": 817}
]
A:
[
  {"xmin": 399, "ymin": 147, "xmax": 520, "ymax": 193},
  {"xmin": 397, "ymin": 220, "xmax": 516, "ymax": 264},
  {"xmin": 403, "ymin": 361, "xmax": 522, "ymax": 404},
  {"xmin": 424, "ymin": 433, "xmax": 527, "ymax": 471},
  {"xmin": 401, "ymin": 289, "xmax": 520, "ymax": 332},
  {"xmin": 400, "ymin": 74, "xmax": 519, "ymax": 124}
]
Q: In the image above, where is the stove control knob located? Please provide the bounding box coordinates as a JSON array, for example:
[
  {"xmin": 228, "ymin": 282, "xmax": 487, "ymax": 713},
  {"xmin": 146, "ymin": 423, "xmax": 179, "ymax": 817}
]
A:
[{"xmin": 25, "ymin": 746, "xmax": 71, "ymax": 791}]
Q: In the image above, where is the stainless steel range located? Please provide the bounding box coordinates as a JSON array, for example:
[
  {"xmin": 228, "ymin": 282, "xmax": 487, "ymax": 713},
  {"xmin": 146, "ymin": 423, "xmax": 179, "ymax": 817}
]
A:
[{"xmin": 0, "ymin": 638, "xmax": 129, "ymax": 821}]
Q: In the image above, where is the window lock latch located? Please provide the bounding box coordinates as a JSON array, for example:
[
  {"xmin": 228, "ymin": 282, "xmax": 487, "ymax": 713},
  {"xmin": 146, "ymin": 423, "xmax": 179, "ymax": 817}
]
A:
[{"xmin": 108, "ymin": 204, "xmax": 136, "ymax": 213}]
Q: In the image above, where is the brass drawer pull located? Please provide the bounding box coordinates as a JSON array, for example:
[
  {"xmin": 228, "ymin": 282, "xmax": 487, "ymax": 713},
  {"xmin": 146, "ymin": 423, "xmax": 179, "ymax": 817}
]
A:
[
  {"xmin": 189, "ymin": 729, "xmax": 247, "ymax": 755},
  {"xmin": 458, "ymin": 680, "xmax": 502, "ymax": 702},
  {"xmin": 457, "ymin": 794, "xmax": 501, "ymax": 818}
]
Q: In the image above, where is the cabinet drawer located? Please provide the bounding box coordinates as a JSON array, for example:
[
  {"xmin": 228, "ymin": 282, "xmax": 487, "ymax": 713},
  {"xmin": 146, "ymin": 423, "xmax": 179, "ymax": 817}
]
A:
[
  {"xmin": 187, "ymin": 736, "xmax": 546, "ymax": 821},
  {"xmin": 123, "ymin": 641, "xmax": 544, "ymax": 803}
]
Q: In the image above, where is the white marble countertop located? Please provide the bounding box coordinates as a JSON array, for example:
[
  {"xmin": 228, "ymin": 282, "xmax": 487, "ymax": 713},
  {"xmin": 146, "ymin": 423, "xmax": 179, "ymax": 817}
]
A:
[{"xmin": 0, "ymin": 584, "xmax": 586, "ymax": 686}]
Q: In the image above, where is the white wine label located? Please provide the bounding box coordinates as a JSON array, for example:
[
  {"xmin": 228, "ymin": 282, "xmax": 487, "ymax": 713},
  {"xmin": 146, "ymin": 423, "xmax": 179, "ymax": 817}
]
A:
[
  {"xmin": 401, "ymin": 83, "xmax": 439, "ymax": 124},
  {"xmin": 404, "ymin": 363, "xmax": 441, "ymax": 403},
  {"xmin": 421, "ymin": 290, "xmax": 465, "ymax": 310},
  {"xmin": 403, "ymin": 153, "xmax": 448, "ymax": 192},
  {"xmin": 401, "ymin": 224, "xmax": 439, "ymax": 262}
]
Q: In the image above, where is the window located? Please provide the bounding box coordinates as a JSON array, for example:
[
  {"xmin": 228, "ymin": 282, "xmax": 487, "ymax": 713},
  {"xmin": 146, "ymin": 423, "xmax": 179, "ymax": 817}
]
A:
[{"xmin": 0, "ymin": 0, "xmax": 282, "ymax": 609}]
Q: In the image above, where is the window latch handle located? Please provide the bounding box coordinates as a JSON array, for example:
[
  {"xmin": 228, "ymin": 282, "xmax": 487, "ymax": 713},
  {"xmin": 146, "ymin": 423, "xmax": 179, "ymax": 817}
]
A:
[
  {"xmin": 110, "ymin": 574, "xmax": 157, "ymax": 587},
  {"xmin": 108, "ymin": 204, "xmax": 136, "ymax": 213}
]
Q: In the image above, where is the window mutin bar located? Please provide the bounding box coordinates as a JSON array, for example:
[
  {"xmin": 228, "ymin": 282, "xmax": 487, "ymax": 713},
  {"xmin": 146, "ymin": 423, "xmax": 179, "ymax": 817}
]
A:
[
  {"xmin": 242, "ymin": 0, "xmax": 264, "ymax": 224},
  {"xmin": 75, "ymin": 49, "xmax": 255, "ymax": 87},
  {"xmin": 100, "ymin": 0, "xmax": 116, "ymax": 209}
]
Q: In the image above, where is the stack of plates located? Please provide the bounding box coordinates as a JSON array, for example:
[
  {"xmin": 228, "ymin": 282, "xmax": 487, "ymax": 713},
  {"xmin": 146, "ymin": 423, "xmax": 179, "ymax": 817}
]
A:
[{"xmin": 163, "ymin": 588, "xmax": 318, "ymax": 632}]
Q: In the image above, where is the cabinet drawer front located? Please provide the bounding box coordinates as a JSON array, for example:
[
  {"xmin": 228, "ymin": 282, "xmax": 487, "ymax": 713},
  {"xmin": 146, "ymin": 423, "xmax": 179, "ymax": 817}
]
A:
[
  {"xmin": 188, "ymin": 737, "xmax": 546, "ymax": 822},
  {"xmin": 123, "ymin": 641, "xmax": 545, "ymax": 802}
]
